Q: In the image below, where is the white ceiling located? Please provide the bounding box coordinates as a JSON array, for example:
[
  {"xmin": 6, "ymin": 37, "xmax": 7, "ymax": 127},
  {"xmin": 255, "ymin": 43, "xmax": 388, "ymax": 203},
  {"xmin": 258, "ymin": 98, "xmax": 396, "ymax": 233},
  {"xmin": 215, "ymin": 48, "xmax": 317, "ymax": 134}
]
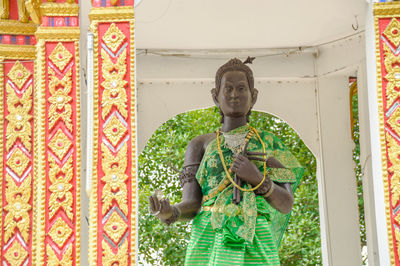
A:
[{"xmin": 135, "ymin": 0, "xmax": 366, "ymax": 49}]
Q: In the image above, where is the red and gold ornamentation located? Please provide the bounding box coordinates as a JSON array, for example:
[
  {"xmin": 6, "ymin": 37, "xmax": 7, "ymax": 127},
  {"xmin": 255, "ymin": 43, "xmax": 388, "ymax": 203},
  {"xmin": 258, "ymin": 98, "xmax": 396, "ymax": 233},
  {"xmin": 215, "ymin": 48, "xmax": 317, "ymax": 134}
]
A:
[
  {"xmin": 34, "ymin": 39, "xmax": 80, "ymax": 265},
  {"xmin": 374, "ymin": 3, "xmax": 400, "ymax": 265},
  {"xmin": 89, "ymin": 5, "xmax": 136, "ymax": 264},
  {"xmin": 1, "ymin": 60, "xmax": 34, "ymax": 266}
]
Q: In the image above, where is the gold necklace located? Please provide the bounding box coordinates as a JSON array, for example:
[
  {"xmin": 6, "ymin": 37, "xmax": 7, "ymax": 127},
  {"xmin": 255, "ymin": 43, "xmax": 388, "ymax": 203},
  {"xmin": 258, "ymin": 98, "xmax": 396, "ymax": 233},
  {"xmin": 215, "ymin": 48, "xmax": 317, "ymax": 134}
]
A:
[{"xmin": 216, "ymin": 126, "xmax": 267, "ymax": 192}]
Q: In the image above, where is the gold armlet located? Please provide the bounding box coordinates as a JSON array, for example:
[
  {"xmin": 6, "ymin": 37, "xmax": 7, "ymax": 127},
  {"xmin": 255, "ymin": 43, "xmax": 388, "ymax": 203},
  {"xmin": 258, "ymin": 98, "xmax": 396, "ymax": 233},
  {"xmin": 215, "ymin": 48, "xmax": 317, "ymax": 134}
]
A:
[{"xmin": 262, "ymin": 183, "xmax": 275, "ymax": 198}]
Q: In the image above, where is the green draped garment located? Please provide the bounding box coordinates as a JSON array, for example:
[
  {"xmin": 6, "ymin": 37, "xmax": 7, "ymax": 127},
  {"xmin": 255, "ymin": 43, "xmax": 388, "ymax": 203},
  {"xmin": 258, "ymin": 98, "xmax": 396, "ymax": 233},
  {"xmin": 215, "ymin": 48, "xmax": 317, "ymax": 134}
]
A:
[{"xmin": 184, "ymin": 125, "xmax": 303, "ymax": 266}]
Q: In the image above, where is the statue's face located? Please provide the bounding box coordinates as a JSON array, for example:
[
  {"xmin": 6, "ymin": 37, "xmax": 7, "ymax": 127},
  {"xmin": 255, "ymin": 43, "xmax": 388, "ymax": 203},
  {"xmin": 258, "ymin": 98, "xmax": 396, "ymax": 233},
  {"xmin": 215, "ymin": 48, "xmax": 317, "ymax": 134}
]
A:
[{"xmin": 216, "ymin": 70, "xmax": 253, "ymax": 118}]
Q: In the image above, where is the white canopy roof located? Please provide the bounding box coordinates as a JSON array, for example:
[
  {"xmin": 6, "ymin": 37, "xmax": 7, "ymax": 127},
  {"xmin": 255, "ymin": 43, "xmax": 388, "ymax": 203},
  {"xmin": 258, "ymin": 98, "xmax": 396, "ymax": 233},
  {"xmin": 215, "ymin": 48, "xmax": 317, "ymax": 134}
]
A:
[{"xmin": 135, "ymin": 0, "xmax": 366, "ymax": 49}]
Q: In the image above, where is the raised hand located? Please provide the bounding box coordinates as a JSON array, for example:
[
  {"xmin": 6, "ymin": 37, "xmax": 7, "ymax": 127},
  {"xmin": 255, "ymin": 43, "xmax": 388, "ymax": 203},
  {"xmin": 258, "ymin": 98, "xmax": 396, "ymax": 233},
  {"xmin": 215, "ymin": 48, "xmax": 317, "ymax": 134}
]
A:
[{"xmin": 149, "ymin": 190, "xmax": 174, "ymax": 221}]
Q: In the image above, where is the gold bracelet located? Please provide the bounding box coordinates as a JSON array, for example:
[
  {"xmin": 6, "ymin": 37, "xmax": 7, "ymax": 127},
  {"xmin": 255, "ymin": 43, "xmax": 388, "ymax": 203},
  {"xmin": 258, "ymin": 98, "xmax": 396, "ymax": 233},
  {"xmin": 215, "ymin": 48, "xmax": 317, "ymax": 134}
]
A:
[{"xmin": 262, "ymin": 183, "xmax": 275, "ymax": 198}]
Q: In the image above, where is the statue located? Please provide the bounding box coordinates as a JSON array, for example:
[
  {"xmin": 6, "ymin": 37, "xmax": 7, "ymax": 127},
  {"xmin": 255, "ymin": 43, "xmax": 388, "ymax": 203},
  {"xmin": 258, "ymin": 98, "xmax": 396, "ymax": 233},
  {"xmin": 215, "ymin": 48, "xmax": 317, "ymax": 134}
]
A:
[{"xmin": 149, "ymin": 58, "xmax": 303, "ymax": 265}]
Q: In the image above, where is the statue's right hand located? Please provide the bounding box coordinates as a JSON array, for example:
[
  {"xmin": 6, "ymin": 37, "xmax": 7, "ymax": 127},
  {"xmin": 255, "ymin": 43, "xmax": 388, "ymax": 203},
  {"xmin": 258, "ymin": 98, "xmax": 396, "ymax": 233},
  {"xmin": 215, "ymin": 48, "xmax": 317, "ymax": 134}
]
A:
[{"xmin": 149, "ymin": 191, "xmax": 174, "ymax": 221}]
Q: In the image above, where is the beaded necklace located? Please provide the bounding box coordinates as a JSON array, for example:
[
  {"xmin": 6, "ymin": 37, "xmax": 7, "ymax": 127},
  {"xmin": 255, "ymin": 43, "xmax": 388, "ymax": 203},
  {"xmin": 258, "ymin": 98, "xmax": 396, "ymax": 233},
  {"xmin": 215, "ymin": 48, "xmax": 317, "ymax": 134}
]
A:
[{"xmin": 216, "ymin": 126, "xmax": 267, "ymax": 192}]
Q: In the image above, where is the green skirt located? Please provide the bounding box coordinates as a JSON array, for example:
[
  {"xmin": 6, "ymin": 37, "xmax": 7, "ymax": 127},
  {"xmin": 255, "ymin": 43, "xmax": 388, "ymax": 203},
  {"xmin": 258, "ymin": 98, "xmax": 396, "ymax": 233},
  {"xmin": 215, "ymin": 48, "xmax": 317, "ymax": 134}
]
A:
[{"xmin": 185, "ymin": 211, "xmax": 281, "ymax": 266}]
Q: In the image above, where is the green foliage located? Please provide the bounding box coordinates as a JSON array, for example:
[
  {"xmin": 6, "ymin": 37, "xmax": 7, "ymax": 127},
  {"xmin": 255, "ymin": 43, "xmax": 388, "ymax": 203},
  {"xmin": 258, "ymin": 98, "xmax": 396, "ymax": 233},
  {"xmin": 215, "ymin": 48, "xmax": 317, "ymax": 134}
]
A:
[
  {"xmin": 138, "ymin": 107, "xmax": 321, "ymax": 265},
  {"xmin": 351, "ymin": 83, "xmax": 367, "ymax": 263}
]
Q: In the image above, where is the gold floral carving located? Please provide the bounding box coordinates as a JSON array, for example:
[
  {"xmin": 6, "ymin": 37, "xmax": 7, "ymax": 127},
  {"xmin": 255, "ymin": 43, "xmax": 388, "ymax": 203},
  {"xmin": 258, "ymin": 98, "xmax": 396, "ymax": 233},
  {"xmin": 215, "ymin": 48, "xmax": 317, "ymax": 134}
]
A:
[
  {"xmin": 383, "ymin": 43, "xmax": 400, "ymax": 108},
  {"xmin": 100, "ymin": 49, "xmax": 128, "ymax": 120},
  {"xmin": 47, "ymin": 244, "xmax": 72, "ymax": 266},
  {"xmin": 397, "ymin": 230, "xmax": 400, "ymax": 259},
  {"xmin": 7, "ymin": 61, "xmax": 31, "ymax": 89},
  {"xmin": 103, "ymin": 23, "xmax": 126, "ymax": 53},
  {"xmin": 101, "ymin": 143, "xmax": 128, "ymax": 215},
  {"xmin": 48, "ymin": 217, "xmax": 73, "ymax": 248},
  {"xmin": 6, "ymin": 148, "xmax": 29, "ymax": 177},
  {"xmin": 48, "ymin": 67, "xmax": 73, "ymax": 131},
  {"xmin": 387, "ymin": 133, "xmax": 400, "ymax": 207},
  {"xmin": 49, "ymin": 43, "xmax": 73, "ymax": 72},
  {"xmin": 104, "ymin": 211, "xmax": 128, "ymax": 243},
  {"xmin": 48, "ymin": 129, "xmax": 72, "ymax": 161},
  {"xmin": 35, "ymin": 39, "xmax": 80, "ymax": 264},
  {"xmin": 388, "ymin": 108, "xmax": 400, "ymax": 137},
  {"xmin": 5, "ymin": 84, "xmax": 32, "ymax": 152},
  {"xmin": 374, "ymin": 8, "xmax": 400, "ymax": 264},
  {"xmin": 48, "ymin": 156, "xmax": 73, "ymax": 219},
  {"xmin": 4, "ymin": 175, "xmax": 31, "ymax": 243},
  {"xmin": 89, "ymin": 15, "xmax": 136, "ymax": 264},
  {"xmin": 383, "ymin": 18, "xmax": 400, "ymax": 47},
  {"xmin": 104, "ymin": 115, "xmax": 127, "ymax": 146},
  {"xmin": 4, "ymin": 240, "xmax": 28, "ymax": 265},
  {"xmin": 40, "ymin": 2, "xmax": 79, "ymax": 17},
  {"xmin": 102, "ymin": 240, "xmax": 128, "ymax": 266}
]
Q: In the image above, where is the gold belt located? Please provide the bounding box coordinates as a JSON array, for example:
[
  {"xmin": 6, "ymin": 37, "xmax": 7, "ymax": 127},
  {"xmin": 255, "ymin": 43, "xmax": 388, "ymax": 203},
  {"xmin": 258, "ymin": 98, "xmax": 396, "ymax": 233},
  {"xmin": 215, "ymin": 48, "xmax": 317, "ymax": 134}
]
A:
[
  {"xmin": 202, "ymin": 178, "xmax": 230, "ymax": 204},
  {"xmin": 202, "ymin": 205, "xmax": 262, "ymax": 216}
]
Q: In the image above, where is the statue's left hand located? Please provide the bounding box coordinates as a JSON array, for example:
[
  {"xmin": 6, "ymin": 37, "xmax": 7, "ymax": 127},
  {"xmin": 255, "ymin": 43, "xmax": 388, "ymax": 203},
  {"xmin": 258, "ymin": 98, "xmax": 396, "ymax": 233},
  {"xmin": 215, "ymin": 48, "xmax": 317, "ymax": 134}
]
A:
[{"xmin": 231, "ymin": 154, "xmax": 270, "ymax": 187}]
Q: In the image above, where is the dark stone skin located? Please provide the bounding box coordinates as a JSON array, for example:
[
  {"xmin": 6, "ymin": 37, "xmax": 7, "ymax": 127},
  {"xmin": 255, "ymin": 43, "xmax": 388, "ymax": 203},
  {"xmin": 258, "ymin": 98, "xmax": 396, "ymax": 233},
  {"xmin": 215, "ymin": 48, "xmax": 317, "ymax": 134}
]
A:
[{"xmin": 149, "ymin": 70, "xmax": 294, "ymax": 224}]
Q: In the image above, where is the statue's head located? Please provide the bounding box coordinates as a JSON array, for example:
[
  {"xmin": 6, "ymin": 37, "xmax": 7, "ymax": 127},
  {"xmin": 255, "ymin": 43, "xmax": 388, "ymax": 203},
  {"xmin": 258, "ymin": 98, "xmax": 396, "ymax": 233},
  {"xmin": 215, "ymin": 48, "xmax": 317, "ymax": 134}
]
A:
[{"xmin": 212, "ymin": 58, "xmax": 258, "ymax": 123}]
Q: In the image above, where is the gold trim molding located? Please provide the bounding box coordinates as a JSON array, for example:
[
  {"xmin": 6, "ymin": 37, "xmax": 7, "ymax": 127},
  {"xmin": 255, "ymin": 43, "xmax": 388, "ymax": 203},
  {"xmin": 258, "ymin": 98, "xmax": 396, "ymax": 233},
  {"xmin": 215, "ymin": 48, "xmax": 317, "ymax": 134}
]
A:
[
  {"xmin": 25, "ymin": 0, "xmax": 41, "ymax": 24},
  {"xmin": 40, "ymin": 2, "xmax": 79, "ymax": 17},
  {"xmin": 35, "ymin": 27, "xmax": 80, "ymax": 40},
  {"xmin": 0, "ymin": 20, "xmax": 37, "ymax": 35},
  {"xmin": 89, "ymin": 6, "xmax": 134, "ymax": 21},
  {"xmin": 0, "ymin": 45, "xmax": 35, "ymax": 59},
  {"xmin": 374, "ymin": 2, "xmax": 400, "ymax": 17}
]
